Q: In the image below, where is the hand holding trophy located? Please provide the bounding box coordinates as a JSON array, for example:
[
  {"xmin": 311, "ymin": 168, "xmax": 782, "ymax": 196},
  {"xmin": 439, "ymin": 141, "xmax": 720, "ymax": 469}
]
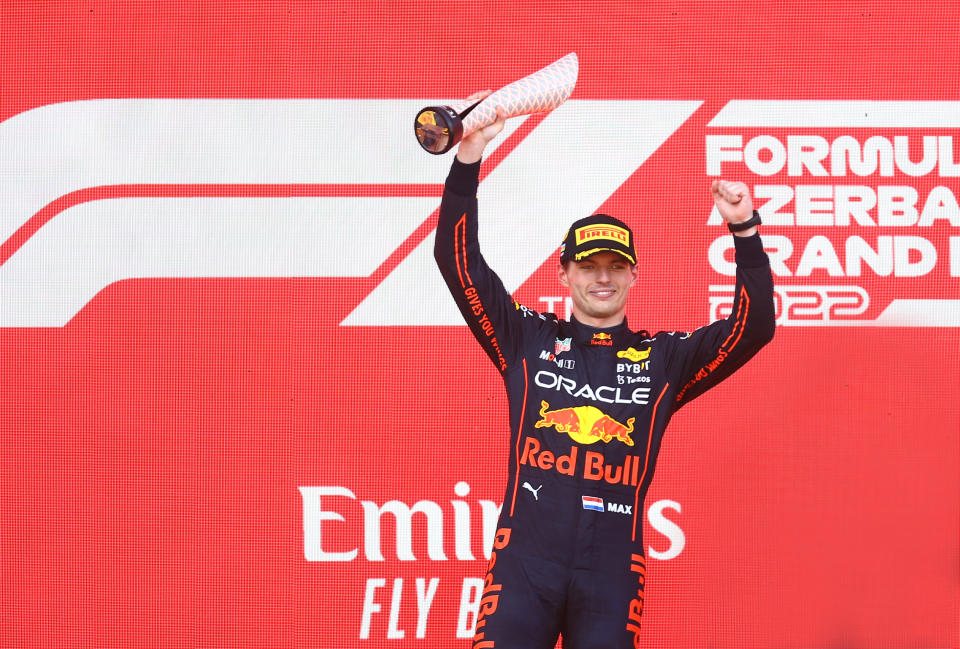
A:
[{"xmin": 414, "ymin": 52, "xmax": 579, "ymax": 155}]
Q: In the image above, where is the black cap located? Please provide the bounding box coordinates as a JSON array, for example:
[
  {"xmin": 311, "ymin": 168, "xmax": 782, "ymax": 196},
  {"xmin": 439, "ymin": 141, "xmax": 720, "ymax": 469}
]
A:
[{"xmin": 559, "ymin": 214, "xmax": 637, "ymax": 265}]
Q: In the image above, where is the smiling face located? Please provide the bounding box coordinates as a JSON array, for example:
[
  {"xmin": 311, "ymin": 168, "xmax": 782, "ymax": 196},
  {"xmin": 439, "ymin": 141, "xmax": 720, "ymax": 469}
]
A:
[{"xmin": 557, "ymin": 251, "xmax": 638, "ymax": 328}]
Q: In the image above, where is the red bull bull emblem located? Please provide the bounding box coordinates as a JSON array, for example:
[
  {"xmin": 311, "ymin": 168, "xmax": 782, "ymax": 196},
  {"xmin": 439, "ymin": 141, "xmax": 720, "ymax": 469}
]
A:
[
  {"xmin": 590, "ymin": 332, "xmax": 613, "ymax": 346},
  {"xmin": 535, "ymin": 400, "xmax": 634, "ymax": 446}
]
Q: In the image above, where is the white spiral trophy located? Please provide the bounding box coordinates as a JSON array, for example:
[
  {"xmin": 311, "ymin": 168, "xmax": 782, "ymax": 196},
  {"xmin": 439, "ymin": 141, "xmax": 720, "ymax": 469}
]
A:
[{"xmin": 414, "ymin": 52, "xmax": 579, "ymax": 154}]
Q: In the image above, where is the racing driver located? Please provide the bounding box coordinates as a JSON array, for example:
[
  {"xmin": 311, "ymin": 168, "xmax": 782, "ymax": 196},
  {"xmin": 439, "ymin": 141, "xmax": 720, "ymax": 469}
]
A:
[{"xmin": 434, "ymin": 99, "xmax": 776, "ymax": 649}]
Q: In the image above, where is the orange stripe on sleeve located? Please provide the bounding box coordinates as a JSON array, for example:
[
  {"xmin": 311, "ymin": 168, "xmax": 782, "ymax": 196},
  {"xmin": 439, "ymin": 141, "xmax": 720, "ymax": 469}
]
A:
[
  {"xmin": 719, "ymin": 286, "xmax": 748, "ymax": 349},
  {"xmin": 723, "ymin": 285, "xmax": 751, "ymax": 352},
  {"xmin": 454, "ymin": 214, "xmax": 468, "ymax": 288},
  {"xmin": 454, "ymin": 212, "xmax": 474, "ymax": 287}
]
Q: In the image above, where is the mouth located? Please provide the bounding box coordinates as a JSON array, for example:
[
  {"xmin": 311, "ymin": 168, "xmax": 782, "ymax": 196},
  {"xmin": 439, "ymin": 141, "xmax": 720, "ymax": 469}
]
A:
[{"xmin": 589, "ymin": 287, "xmax": 617, "ymax": 300}]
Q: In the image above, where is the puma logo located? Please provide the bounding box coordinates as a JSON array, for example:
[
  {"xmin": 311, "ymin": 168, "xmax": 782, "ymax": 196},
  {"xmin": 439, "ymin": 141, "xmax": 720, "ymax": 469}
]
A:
[{"xmin": 522, "ymin": 482, "xmax": 543, "ymax": 501}]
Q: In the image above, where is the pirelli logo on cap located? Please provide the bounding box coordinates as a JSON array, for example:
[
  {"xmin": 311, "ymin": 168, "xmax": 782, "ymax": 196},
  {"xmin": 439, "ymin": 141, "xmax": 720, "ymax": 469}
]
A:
[{"xmin": 574, "ymin": 224, "xmax": 630, "ymax": 246}]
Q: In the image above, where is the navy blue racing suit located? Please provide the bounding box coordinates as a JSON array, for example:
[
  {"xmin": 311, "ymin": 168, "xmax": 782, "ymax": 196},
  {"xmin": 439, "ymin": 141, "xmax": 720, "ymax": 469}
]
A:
[{"xmin": 434, "ymin": 158, "xmax": 775, "ymax": 649}]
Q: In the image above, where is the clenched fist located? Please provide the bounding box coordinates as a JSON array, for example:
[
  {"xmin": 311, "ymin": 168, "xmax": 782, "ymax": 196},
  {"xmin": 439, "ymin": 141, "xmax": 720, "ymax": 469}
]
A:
[{"xmin": 711, "ymin": 180, "xmax": 757, "ymax": 236}]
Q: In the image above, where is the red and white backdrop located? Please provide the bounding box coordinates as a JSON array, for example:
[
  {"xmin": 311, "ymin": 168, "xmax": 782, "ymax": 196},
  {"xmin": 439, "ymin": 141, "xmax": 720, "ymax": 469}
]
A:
[{"xmin": 1, "ymin": 2, "xmax": 958, "ymax": 648}]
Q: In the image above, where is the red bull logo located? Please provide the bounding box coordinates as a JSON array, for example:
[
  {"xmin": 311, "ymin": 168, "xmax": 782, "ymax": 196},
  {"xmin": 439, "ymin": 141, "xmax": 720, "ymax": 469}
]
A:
[
  {"xmin": 535, "ymin": 400, "xmax": 634, "ymax": 446},
  {"xmin": 590, "ymin": 332, "xmax": 613, "ymax": 346}
]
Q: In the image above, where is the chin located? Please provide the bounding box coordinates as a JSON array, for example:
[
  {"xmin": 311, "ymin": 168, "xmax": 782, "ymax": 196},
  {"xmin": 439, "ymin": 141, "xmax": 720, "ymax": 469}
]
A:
[
  {"xmin": 592, "ymin": 303, "xmax": 624, "ymax": 318},
  {"xmin": 587, "ymin": 308, "xmax": 620, "ymax": 321}
]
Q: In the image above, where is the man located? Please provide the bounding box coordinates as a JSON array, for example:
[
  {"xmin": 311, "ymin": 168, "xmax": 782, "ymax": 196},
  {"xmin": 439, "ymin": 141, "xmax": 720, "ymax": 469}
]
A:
[{"xmin": 434, "ymin": 100, "xmax": 775, "ymax": 649}]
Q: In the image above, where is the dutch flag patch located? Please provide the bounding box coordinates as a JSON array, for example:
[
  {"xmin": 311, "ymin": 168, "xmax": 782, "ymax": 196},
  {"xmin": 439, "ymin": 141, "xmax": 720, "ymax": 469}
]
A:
[{"xmin": 581, "ymin": 496, "xmax": 604, "ymax": 512}]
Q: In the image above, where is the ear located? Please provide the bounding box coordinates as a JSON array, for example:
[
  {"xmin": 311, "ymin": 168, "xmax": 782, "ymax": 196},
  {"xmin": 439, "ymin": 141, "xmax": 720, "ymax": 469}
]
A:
[
  {"xmin": 629, "ymin": 264, "xmax": 638, "ymax": 287},
  {"xmin": 557, "ymin": 263, "xmax": 570, "ymax": 287}
]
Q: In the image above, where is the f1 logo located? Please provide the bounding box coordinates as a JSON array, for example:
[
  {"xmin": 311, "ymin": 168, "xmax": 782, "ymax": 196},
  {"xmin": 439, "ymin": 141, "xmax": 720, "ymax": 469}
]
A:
[{"xmin": 0, "ymin": 99, "xmax": 702, "ymax": 326}]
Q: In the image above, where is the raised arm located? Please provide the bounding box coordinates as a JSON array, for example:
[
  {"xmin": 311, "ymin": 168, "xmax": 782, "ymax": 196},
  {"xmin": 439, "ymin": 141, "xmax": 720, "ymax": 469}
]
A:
[
  {"xmin": 433, "ymin": 97, "xmax": 539, "ymax": 373},
  {"xmin": 666, "ymin": 181, "xmax": 775, "ymax": 408}
]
